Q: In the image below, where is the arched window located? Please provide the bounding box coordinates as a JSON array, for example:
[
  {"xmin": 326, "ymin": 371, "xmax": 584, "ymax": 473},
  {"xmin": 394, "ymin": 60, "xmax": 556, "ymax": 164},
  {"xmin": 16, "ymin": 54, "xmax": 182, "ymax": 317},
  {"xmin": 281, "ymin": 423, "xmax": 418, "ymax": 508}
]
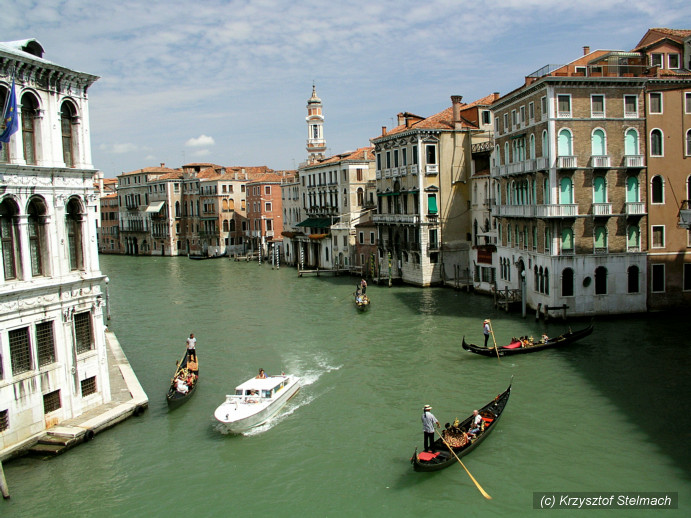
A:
[
  {"xmin": 626, "ymin": 176, "xmax": 640, "ymax": 203},
  {"xmin": 27, "ymin": 197, "xmax": 48, "ymax": 276},
  {"xmin": 558, "ymin": 129, "xmax": 572, "ymax": 156},
  {"xmin": 0, "ymin": 198, "xmax": 21, "ymax": 280},
  {"xmin": 495, "ymin": 145, "xmax": 501, "ymax": 166},
  {"xmin": 66, "ymin": 198, "xmax": 84, "ymax": 271},
  {"xmin": 222, "ymin": 199, "xmax": 229, "ymax": 211},
  {"xmin": 222, "ymin": 220, "xmax": 229, "ymax": 232},
  {"xmin": 534, "ymin": 265, "xmax": 539, "ymax": 291},
  {"xmin": 627, "ymin": 265, "xmax": 639, "ymax": 293},
  {"xmin": 627, "ymin": 224, "xmax": 640, "ymax": 251},
  {"xmin": 559, "ymin": 177, "xmax": 573, "ymax": 204},
  {"xmin": 591, "ymin": 128, "xmax": 606, "ymax": 156},
  {"xmin": 651, "ymin": 175, "xmax": 664, "ymax": 204},
  {"xmin": 229, "ymin": 219, "xmax": 236, "ymax": 232},
  {"xmin": 61, "ymin": 102, "xmax": 77, "ymax": 167},
  {"xmin": 595, "ymin": 266, "xmax": 607, "ymax": 295},
  {"xmin": 544, "ymin": 227, "xmax": 551, "ymax": 253},
  {"xmin": 686, "ymin": 129, "xmax": 691, "ymax": 156},
  {"xmin": 0, "ymin": 85, "xmax": 11, "ymax": 163},
  {"xmin": 650, "ymin": 129, "xmax": 663, "ymax": 156},
  {"xmin": 593, "ymin": 176, "xmax": 606, "ymax": 203},
  {"xmin": 357, "ymin": 187, "xmax": 364, "ymax": 206},
  {"xmin": 562, "ymin": 267, "xmax": 574, "ymax": 297},
  {"xmin": 625, "ymin": 128, "xmax": 639, "ymax": 156},
  {"xmin": 561, "ymin": 227, "xmax": 573, "ymax": 252},
  {"xmin": 504, "ymin": 141, "xmax": 510, "ymax": 164},
  {"xmin": 542, "ymin": 130, "xmax": 548, "ymax": 158},
  {"xmin": 175, "ymin": 201, "xmax": 181, "ymax": 217},
  {"xmin": 594, "ymin": 225, "xmax": 607, "ymax": 251},
  {"xmin": 544, "ymin": 268, "xmax": 549, "ymax": 295},
  {"xmin": 507, "ymin": 224, "xmax": 512, "ymax": 245},
  {"xmin": 543, "ymin": 178, "xmax": 550, "ymax": 204},
  {"xmin": 21, "ymin": 92, "xmax": 39, "ymax": 165},
  {"xmin": 530, "ymin": 134, "xmax": 536, "ymax": 159}
]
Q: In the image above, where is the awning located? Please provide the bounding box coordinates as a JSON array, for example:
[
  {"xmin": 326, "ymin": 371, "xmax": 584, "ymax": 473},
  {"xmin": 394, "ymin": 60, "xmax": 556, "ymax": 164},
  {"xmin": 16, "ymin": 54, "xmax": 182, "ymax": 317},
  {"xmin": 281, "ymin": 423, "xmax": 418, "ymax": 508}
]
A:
[
  {"xmin": 296, "ymin": 217, "xmax": 332, "ymax": 229},
  {"xmin": 145, "ymin": 201, "xmax": 165, "ymax": 213}
]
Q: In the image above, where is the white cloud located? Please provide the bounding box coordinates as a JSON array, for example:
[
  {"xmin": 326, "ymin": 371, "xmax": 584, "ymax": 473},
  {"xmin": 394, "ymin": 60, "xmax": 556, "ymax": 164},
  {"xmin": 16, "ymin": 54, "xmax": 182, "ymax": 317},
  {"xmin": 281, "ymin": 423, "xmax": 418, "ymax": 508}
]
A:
[{"xmin": 185, "ymin": 135, "xmax": 215, "ymax": 148}]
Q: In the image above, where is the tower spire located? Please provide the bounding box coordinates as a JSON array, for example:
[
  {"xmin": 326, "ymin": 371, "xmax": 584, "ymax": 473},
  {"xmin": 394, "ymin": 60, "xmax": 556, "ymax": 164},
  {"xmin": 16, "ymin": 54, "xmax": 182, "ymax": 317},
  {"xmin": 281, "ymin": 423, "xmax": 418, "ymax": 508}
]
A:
[{"xmin": 306, "ymin": 84, "xmax": 326, "ymax": 163}]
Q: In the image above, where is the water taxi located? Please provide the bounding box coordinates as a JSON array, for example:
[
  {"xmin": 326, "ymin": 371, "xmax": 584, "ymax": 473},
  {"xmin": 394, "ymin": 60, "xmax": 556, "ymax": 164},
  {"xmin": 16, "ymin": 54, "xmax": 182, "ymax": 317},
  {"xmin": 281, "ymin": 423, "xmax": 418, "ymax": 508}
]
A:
[{"xmin": 214, "ymin": 373, "xmax": 300, "ymax": 433}]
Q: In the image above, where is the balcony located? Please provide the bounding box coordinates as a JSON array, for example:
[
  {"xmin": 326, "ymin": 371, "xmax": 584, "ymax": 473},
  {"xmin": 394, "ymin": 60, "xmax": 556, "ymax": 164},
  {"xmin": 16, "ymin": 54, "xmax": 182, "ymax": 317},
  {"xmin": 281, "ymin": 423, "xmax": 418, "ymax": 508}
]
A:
[
  {"xmin": 495, "ymin": 205, "xmax": 535, "ymax": 218},
  {"xmin": 678, "ymin": 200, "xmax": 691, "ymax": 229},
  {"xmin": 536, "ymin": 204, "xmax": 578, "ymax": 218},
  {"xmin": 557, "ymin": 156, "xmax": 577, "ymax": 169},
  {"xmin": 524, "ymin": 158, "xmax": 536, "ymax": 172},
  {"xmin": 536, "ymin": 157, "xmax": 549, "ymax": 170},
  {"xmin": 410, "ymin": 165, "xmax": 419, "ymax": 175},
  {"xmin": 425, "ymin": 164, "xmax": 439, "ymax": 175},
  {"xmin": 507, "ymin": 162, "xmax": 525, "ymax": 175},
  {"xmin": 592, "ymin": 203, "xmax": 612, "ymax": 216},
  {"xmin": 625, "ymin": 201, "xmax": 646, "ymax": 216},
  {"xmin": 591, "ymin": 155, "xmax": 610, "ymax": 168},
  {"xmin": 625, "ymin": 155, "xmax": 645, "ymax": 168},
  {"xmin": 372, "ymin": 214, "xmax": 420, "ymax": 225},
  {"xmin": 593, "ymin": 247, "xmax": 608, "ymax": 255}
]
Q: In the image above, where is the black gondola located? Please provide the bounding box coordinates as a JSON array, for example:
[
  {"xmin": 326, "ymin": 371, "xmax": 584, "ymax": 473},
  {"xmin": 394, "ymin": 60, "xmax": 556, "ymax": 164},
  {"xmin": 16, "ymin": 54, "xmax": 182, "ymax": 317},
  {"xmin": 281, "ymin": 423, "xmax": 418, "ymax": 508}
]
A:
[
  {"xmin": 411, "ymin": 381, "xmax": 512, "ymax": 472},
  {"xmin": 166, "ymin": 352, "xmax": 199, "ymax": 409},
  {"xmin": 461, "ymin": 322, "xmax": 593, "ymax": 357},
  {"xmin": 354, "ymin": 293, "xmax": 370, "ymax": 311},
  {"xmin": 188, "ymin": 251, "xmax": 227, "ymax": 260}
]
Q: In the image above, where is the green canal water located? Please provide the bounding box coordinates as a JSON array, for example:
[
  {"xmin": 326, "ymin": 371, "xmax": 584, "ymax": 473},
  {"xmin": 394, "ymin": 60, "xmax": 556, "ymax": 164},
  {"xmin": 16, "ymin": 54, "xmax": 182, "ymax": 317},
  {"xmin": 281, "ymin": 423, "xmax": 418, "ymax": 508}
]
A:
[{"xmin": 3, "ymin": 255, "xmax": 690, "ymax": 517}]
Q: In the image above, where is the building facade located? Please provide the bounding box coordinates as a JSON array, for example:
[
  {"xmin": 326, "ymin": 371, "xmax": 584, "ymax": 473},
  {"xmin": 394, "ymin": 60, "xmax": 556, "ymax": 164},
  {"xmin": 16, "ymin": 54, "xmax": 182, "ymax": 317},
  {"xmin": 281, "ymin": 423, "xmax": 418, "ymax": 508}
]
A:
[{"xmin": 1, "ymin": 39, "xmax": 110, "ymax": 451}]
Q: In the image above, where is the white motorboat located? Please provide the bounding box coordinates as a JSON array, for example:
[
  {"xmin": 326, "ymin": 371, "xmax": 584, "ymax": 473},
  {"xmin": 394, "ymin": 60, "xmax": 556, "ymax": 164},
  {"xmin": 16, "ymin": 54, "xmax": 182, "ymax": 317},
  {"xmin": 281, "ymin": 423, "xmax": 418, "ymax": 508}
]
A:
[{"xmin": 214, "ymin": 374, "xmax": 300, "ymax": 433}]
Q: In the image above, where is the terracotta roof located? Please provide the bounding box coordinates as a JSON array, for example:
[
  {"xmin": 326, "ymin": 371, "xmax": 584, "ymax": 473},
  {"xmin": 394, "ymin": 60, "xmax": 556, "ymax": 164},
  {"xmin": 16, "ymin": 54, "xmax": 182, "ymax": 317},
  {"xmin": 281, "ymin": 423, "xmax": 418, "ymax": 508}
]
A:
[
  {"xmin": 304, "ymin": 147, "xmax": 375, "ymax": 168},
  {"xmin": 120, "ymin": 166, "xmax": 180, "ymax": 176},
  {"xmin": 633, "ymin": 28, "xmax": 691, "ymax": 51},
  {"xmin": 247, "ymin": 172, "xmax": 291, "ymax": 184}
]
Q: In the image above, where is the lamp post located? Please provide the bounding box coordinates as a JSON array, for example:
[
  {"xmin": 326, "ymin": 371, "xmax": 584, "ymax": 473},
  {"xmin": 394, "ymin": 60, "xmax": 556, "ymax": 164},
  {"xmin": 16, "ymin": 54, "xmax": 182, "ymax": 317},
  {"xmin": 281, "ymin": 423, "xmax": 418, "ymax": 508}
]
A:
[{"xmin": 105, "ymin": 276, "xmax": 111, "ymax": 321}]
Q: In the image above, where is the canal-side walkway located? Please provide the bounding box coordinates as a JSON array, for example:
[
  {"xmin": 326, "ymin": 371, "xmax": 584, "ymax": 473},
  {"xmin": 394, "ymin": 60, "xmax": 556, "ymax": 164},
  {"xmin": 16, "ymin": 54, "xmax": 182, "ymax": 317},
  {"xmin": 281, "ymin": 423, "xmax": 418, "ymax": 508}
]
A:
[{"xmin": 0, "ymin": 331, "xmax": 148, "ymax": 462}]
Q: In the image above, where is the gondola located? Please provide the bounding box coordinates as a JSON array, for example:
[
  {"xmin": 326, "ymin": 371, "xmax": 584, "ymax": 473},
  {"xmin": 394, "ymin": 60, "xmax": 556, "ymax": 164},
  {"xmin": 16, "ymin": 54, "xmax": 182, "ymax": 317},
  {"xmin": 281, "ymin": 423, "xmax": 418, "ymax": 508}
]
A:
[
  {"xmin": 354, "ymin": 293, "xmax": 370, "ymax": 311},
  {"xmin": 188, "ymin": 251, "xmax": 227, "ymax": 260},
  {"xmin": 166, "ymin": 351, "xmax": 199, "ymax": 409},
  {"xmin": 411, "ymin": 381, "xmax": 512, "ymax": 472},
  {"xmin": 461, "ymin": 322, "xmax": 593, "ymax": 357}
]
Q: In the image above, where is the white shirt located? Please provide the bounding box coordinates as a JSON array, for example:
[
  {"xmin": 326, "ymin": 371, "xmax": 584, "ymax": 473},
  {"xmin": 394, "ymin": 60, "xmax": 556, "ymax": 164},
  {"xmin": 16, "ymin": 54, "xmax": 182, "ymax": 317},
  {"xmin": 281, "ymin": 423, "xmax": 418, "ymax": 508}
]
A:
[{"xmin": 186, "ymin": 337, "xmax": 196, "ymax": 350}]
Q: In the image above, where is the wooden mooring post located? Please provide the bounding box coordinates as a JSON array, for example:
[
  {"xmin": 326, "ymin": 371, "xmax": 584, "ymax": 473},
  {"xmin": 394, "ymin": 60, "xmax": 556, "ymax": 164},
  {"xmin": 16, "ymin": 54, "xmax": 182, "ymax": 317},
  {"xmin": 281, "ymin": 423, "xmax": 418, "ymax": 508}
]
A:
[{"xmin": 0, "ymin": 460, "xmax": 9, "ymax": 499}]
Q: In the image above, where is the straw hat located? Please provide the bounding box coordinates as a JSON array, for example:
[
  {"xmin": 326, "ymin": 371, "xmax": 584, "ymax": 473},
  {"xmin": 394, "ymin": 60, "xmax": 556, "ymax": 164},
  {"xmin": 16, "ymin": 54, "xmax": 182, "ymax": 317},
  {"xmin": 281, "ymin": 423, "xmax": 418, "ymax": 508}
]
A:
[
  {"xmin": 423, "ymin": 404, "xmax": 432, "ymax": 411},
  {"xmin": 484, "ymin": 319, "xmax": 490, "ymax": 323}
]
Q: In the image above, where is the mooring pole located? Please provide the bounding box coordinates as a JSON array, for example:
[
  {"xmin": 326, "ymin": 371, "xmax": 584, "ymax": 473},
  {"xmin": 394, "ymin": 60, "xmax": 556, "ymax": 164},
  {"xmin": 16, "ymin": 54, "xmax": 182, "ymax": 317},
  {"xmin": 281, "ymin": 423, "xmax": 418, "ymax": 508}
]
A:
[{"xmin": 0, "ymin": 460, "xmax": 10, "ymax": 499}]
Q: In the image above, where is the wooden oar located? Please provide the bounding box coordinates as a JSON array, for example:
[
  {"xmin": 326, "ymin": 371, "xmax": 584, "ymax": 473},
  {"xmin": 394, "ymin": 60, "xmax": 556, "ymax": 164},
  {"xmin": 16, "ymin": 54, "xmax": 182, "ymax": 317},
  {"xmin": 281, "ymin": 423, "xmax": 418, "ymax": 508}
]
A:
[
  {"xmin": 434, "ymin": 427, "xmax": 492, "ymax": 500},
  {"xmin": 488, "ymin": 320, "xmax": 501, "ymax": 362}
]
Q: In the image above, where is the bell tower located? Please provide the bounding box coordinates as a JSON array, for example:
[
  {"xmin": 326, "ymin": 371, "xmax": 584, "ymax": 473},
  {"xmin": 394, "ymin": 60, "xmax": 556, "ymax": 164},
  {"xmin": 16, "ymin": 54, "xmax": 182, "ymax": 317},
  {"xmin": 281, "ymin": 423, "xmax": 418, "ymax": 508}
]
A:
[{"xmin": 306, "ymin": 84, "xmax": 326, "ymax": 163}]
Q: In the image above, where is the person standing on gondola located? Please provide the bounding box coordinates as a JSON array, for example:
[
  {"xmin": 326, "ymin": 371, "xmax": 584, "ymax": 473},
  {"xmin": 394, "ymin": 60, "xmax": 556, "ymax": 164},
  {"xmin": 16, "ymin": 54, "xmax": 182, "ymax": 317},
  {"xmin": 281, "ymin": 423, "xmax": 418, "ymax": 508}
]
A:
[
  {"xmin": 186, "ymin": 333, "xmax": 197, "ymax": 362},
  {"xmin": 421, "ymin": 404, "xmax": 439, "ymax": 452},
  {"xmin": 483, "ymin": 319, "xmax": 491, "ymax": 348}
]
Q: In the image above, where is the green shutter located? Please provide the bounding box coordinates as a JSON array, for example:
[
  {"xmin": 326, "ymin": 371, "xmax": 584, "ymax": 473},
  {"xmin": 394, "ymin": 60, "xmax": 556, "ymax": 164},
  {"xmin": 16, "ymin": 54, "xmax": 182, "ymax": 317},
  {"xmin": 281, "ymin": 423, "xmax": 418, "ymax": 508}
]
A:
[{"xmin": 428, "ymin": 194, "xmax": 438, "ymax": 214}]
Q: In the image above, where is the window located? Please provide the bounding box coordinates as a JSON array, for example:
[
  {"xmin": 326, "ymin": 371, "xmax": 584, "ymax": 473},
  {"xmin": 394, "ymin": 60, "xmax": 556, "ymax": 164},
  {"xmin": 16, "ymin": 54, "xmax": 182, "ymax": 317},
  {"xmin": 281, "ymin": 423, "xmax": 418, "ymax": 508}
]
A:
[
  {"xmin": 684, "ymin": 263, "xmax": 691, "ymax": 291},
  {"xmin": 650, "ymin": 53, "xmax": 663, "ymax": 68},
  {"xmin": 624, "ymin": 95, "xmax": 638, "ymax": 117},
  {"xmin": 595, "ymin": 266, "xmax": 608, "ymax": 294},
  {"xmin": 503, "ymin": 113, "xmax": 508, "ymax": 132},
  {"xmin": 562, "ymin": 268, "xmax": 574, "ymax": 297},
  {"xmin": 651, "ymin": 175, "xmax": 664, "ymax": 203},
  {"xmin": 81, "ymin": 376, "xmax": 97, "ymax": 397},
  {"xmin": 557, "ymin": 95, "xmax": 571, "ymax": 117},
  {"xmin": 686, "ymin": 93, "xmax": 691, "ymax": 114},
  {"xmin": 0, "ymin": 410, "xmax": 8, "ymax": 432},
  {"xmin": 668, "ymin": 54, "xmax": 680, "ymax": 69},
  {"xmin": 544, "ymin": 228, "xmax": 551, "ymax": 253},
  {"xmin": 529, "ymin": 102, "xmax": 534, "ymax": 120},
  {"xmin": 425, "ymin": 145, "xmax": 436, "ymax": 165},
  {"xmin": 370, "ymin": 232, "xmax": 375, "ymax": 244},
  {"xmin": 557, "ymin": 129, "xmax": 572, "ymax": 156},
  {"xmin": 37, "ymin": 321, "xmax": 56, "ymax": 367},
  {"xmin": 649, "ymin": 93, "xmax": 662, "ymax": 114},
  {"xmin": 591, "ymin": 129, "xmax": 606, "ymax": 156},
  {"xmin": 429, "ymin": 228, "xmax": 438, "ymax": 249},
  {"xmin": 541, "ymin": 96, "xmax": 547, "ymax": 118},
  {"xmin": 651, "ymin": 263, "xmax": 665, "ymax": 292},
  {"xmin": 265, "ymin": 202, "xmax": 272, "ymax": 212},
  {"xmin": 591, "ymin": 95, "xmax": 605, "ymax": 117},
  {"xmin": 394, "ymin": 150, "xmax": 399, "ymax": 168},
  {"xmin": 625, "ymin": 129, "xmax": 639, "ymax": 156},
  {"xmin": 43, "ymin": 390, "xmax": 61, "ymax": 413},
  {"xmin": 511, "ymin": 110, "xmax": 517, "ymax": 126},
  {"xmin": 1, "ymin": 199, "xmax": 20, "ymax": 280},
  {"xmin": 358, "ymin": 232, "xmax": 364, "ymax": 244},
  {"xmin": 61, "ymin": 103, "xmax": 77, "ymax": 167},
  {"xmin": 594, "ymin": 226, "xmax": 607, "ymax": 251},
  {"xmin": 519, "ymin": 106, "xmax": 526, "ymax": 124},
  {"xmin": 482, "ymin": 110, "xmax": 491, "ymax": 125},
  {"xmin": 74, "ymin": 311, "xmax": 93, "ymax": 354},
  {"xmin": 561, "ymin": 228, "xmax": 573, "ymax": 252},
  {"xmin": 650, "ymin": 129, "xmax": 663, "ymax": 156},
  {"xmin": 386, "ymin": 151, "xmax": 391, "ymax": 169},
  {"xmin": 66, "ymin": 198, "xmax": 84, "ymax": 270},
  {"xmin": 651, "ymin": 225, "xmax": 665, "ymax": 248},
  {"xmin": 28, "ymin": 198, "xmax": 47, "ymax": 276},
  {"xmin": 628, "ymin": 265, "xmax": 640, "ymax": 293},
  {"xmin": 21, "ymin": 93, "xmax": 38, "ymax": 165},
  {"xmin": 427, "ymin": 194, "xmax": 438, "ymax": 214},
  {"xmin": 559, "ymin": 178, "xmax": 573, "ymax": 204},
  {"xmin": 9, "ymin": 327, "xmax": 32, "ymax": 374},
  {"xmin": 412, "ymin": 145, "xmax": 418, "ymax": 164},
  {"xmin": 686, "ymin": 130, "xmax": 691, "ymax": 156},
  {"xmin": 627, "ymin": 225, "xmax": 640, "ymax": 251},
  {"xmin": 593, "ymin": 177, "xmax": 606, "ymax": 203}
]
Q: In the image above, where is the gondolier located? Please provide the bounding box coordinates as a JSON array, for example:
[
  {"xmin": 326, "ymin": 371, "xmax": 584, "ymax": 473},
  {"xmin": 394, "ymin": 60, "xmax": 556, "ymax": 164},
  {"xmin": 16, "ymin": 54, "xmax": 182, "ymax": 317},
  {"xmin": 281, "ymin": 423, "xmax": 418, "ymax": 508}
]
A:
[
  {"xmin": 186, "ymin": 333, "xmax": 197, "ymax": 362},
  {"xmin": 421, "ymin": 405, "xmax": 439, "ymax": 453},
  {"xmin": 483, "ymin": 319, "xmax": 491, "ymax": 347}
]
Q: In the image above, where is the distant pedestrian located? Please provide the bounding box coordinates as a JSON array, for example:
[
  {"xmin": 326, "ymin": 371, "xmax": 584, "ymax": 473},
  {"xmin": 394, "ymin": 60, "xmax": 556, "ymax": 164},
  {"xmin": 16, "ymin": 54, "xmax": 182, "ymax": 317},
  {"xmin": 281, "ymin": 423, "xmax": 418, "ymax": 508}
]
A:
[
  {"xmin": 186, "ymin": 333, "xmax": 197, "ymax": 362},
  {"xmin": 421, "ymin": 404, "xmax": 439, "ymax": 453},
  {"xmin": 483, "ymin": 319, "xmax": 491, "ymax": 348}
]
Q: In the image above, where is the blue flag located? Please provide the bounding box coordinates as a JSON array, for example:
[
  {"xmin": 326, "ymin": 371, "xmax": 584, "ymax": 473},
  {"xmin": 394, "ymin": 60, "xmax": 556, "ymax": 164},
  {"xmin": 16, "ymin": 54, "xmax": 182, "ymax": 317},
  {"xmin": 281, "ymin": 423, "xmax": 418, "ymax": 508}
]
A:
[{"xmin": 0, "ymin": 76, "xmax": 19, "ymax": 150}]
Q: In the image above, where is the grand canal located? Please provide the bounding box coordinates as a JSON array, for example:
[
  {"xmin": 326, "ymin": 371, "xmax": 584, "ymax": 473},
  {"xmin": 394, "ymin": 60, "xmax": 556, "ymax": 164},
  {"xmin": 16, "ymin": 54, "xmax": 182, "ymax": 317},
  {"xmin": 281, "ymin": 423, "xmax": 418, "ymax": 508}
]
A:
[{"xmin": 3, "ymin": 255, "xmax": 690, "ymax": 517}]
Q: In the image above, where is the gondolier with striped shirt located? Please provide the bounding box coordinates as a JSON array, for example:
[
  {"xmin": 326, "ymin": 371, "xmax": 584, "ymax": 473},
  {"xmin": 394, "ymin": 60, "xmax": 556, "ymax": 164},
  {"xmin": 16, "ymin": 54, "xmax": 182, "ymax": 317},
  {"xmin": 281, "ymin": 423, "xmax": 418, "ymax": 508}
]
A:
[{"xmin": 421, "ymin": 405, "xmax": 439, "ymax": 453}]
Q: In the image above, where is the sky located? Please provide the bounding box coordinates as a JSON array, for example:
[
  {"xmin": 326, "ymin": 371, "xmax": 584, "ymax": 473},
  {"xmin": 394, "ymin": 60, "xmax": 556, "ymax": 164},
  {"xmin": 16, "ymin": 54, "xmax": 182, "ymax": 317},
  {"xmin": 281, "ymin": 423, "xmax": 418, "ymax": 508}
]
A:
[{"xmin": 2, "ymin": 0, "xmax": 691, "ymax": 178}]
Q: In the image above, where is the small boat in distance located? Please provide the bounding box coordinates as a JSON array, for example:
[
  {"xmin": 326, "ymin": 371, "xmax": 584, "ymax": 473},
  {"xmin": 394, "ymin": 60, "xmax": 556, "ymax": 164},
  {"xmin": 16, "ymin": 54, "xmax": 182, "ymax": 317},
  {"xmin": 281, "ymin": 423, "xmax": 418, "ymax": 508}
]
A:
[
  {"xmin": 411, "ymin": 380, "xmax": 512, "ymax": 472},
  {"xmin": 354, "ymin": 292, "xmax": 370, "ymax": 311},
  {"xmin": 188, "ymin": 251, "xmax": 228, "ymax": 260},
  {"xmin": 166, "ymin": 352, "xmax": 199, "ymax": 409},
  {"xmin": 461, "ymin": 322, "xmax": 593, "ymax": 357},
  {"xmin": 214, "ymin": 373, "xmax": 300, "ymax": 433}
]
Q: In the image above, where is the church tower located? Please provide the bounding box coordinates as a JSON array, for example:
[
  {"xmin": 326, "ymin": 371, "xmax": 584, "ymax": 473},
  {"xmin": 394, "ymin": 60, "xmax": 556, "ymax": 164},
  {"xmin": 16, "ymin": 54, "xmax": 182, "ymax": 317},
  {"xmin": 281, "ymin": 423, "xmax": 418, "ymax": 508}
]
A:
[{"xmin": 306, "ymin": 84, "xmax": 326, "ymax": 163}]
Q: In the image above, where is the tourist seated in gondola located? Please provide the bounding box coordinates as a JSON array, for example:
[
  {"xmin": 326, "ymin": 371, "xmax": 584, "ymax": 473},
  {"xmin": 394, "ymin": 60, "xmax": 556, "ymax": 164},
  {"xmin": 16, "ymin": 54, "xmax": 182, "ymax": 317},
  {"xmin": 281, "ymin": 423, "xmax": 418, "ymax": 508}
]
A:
[
  {"xmin": 541, "ymin": 333, "xmax": 549, "ymax": 343},
  {"xmin": 175, "ymin": 376, "xmax": 189, "ymax": 394},
  {"xmin": 468, "ymin": 409, "xmax": 482, "ymax": 436}
]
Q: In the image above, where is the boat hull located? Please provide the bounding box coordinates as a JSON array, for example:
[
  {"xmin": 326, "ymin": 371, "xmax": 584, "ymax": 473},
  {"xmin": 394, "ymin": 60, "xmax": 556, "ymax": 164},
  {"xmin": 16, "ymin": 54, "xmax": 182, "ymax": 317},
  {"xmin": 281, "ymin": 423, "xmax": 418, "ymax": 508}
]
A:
[{"xmin": 214, "ymin": 376, "xmax": 300, "ymax": 433}]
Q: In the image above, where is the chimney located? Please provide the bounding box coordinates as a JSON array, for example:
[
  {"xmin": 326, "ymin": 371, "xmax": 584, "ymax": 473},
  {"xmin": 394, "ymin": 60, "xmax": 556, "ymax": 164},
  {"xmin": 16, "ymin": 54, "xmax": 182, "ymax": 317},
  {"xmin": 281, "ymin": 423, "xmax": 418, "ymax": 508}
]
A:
[
  {"xmin": 363, "ymin": 150, "xmax": 368, "ymax": 160},
  {"xmin": 583, "ymin": 46, "xmax": 590, "ymax": 55},
  {"xmin": 451, "ymin": 95, "xmax": 463, "ymax": 128},
  {"xmin": 382, "ymin": 126, "xmax": 387, "ymax": 136},
  {"xmin": 405, "ymin": 117, "xmax": 412, "ymax": 129},
  {"xmin": 160, "ymin": 163, "xmax": 165, "ymax": 168},
  {"xmin": 397, "ymin": 113, "xmax": 405, "ymax": 126},
  {"xmin": 493, "ymin": 92, "xmax": 500, "ymax": 102}
]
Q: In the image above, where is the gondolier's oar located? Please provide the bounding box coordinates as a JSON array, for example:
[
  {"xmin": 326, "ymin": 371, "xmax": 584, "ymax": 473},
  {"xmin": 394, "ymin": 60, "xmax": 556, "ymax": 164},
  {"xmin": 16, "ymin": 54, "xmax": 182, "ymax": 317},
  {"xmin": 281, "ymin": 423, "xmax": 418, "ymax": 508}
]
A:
[
  {"xmin": 488, "ymin": 320, "xmax": 501, "ymax": 362},
  {"xmin": 435, "ymin": 426, "xmax": 492, "ymax": 500}
]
